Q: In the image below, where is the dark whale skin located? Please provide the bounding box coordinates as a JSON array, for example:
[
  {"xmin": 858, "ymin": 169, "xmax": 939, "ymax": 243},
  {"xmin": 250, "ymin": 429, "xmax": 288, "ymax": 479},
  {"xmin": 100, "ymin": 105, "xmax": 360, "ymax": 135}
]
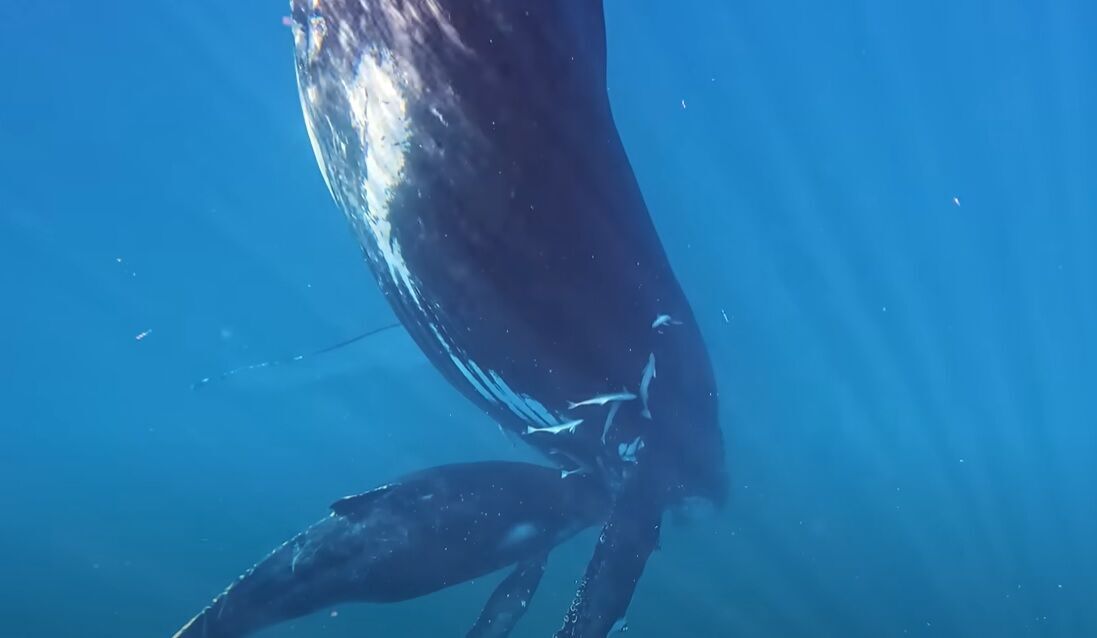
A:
[
  {"xmin": 289, "ymin": 0, "xmax": 725, "ymax": 509},
  {"xmin": 172, "ymin": 462, "xmax": 608, "ymax": 638},
  {"xmin": 288, "ymin": 1, "xmax": 728, "ymax": 635}
]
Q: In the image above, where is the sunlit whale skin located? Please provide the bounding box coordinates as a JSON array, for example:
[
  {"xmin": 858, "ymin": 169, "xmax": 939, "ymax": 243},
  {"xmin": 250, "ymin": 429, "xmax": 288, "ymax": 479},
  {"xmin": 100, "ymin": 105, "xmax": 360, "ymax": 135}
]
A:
[
  {"xmin": 289, "ymin": 1, "xmax": 727, "ymax": 634},
  {"xmin": 172, "ymin": 462, "xmax": 608, "ymax": 638}
]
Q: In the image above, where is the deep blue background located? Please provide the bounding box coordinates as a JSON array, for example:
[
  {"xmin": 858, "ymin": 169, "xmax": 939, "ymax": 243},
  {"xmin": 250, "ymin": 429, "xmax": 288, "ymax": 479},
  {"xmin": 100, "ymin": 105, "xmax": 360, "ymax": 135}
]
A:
[{"xmin": 1, "ymin": 1, "xmax": 1094, "ymax": 636}]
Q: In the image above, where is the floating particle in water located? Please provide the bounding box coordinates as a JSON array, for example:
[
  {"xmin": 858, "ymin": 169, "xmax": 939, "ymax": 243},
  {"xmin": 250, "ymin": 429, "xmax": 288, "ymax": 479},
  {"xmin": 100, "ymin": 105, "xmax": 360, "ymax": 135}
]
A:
[
  {"xmin": 281, "ymin": 16, "xmax": 293, "ymax": 27},
  {"xmin": 330, "ymin": 610, "xmax": 339, "ymax": 618},
  {"xmin": 952, "ymin": 196, "xmax": 961, "ymax": 207},
  {"xmin": 681, "ymin": 99, "xmax": 688, "ymax": 109},
  {"xmin": 721, "ymin": 309, "xmax": 730, "ymax": 324},
  {"xmin": 135, "ymin": 329, "xmax": 152, "ymax": 341}
]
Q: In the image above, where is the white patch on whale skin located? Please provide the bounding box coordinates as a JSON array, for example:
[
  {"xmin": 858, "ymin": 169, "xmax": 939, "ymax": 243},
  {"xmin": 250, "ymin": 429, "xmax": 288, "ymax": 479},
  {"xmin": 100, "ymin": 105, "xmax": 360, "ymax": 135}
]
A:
[
  {"xmin": 307, "ymin": 14, "xmax": 327, "ymax": 63},
  {"xmin": 297, "ymin": 78, "xmax": 336, "ymax": 200},
  {"xmin": 639, "ymin": 353, "xmax": 656, "ymax": 419},
  {"xmin": 499, "ymin": 522, "xmax": 539, "ymax": 551},
  {"xmin": 297, "ymin": 26, "xmax": 584, "ymax": 441},
  {"xmin": 343, "ymin": 51, "xmax": 423, "ymax": 307},
  {"xmin": 450, "ymin": 355, "xmax": 498, "ymax": 405},
  {"xmin": 519, "ymin": 395, "xmax": 559, "ymax": 426},
  {"xmin": 428, "ymin": 324, "xmax": 500, "ymax": 405},
  {"xmin": 489, "ymin": 369, "xmax": 554, "ymax": 426},
  {"xmin": 335, "ymin": 12, "xmax": 357, "ymax": 53},
  {"xmin": 171, "ymin": 615, "xmax": 200, "ymax": 638},
  {"xmin": 429, "ymin": 105, "xmax": 448, "ymax": 126},
  {"xmin": 466, "ymin": 360, "xmax": 502, "ymax": 403},
  {"xmin": 447, "ymin": 354, "xmax": 561, "ymax": 429},
  {"xmin": 290, "ymin": 538, "xmax": 319, "ymax": 574},
  {"xmin": 430, "ymin": 320, "xmax": 565, "ymax": 430},
  {"xmin": 294, "ymin": 7, "xmax": 474, "ymax": 316},
  {"xmin": 297, "ymin": 46, "xmax": 424, "ymax": 307},
  {"xmin": 468, "ymin": 361, "xmax": 554, "ymax": 427}
]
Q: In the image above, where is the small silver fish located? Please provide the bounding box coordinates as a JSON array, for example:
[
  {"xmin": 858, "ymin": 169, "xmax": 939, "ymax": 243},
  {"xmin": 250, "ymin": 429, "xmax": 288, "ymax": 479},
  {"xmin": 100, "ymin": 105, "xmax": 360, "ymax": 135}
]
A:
[
  {"xmin": 639, "ymin": 353, "xmax": 656, "ymax": 419},
  {"xmin": 651, "ymin": 314, "xmax": 682, "ymax": 329},
  {"xmin": 568, "ymin": 392, "xmax": 637, "ymax": 410},
  {"xmin": 525, "ymin": 419, "xmax": 584, "ymax": 436}
]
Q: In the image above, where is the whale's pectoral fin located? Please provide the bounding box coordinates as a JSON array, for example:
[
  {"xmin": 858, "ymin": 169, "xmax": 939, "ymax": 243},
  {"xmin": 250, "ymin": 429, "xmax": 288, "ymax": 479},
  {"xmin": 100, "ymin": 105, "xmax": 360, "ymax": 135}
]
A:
[
  {"xmin": 466, "ymin": 553, "xmax": 548, "ymax": 638},
  {"xmin": 553, "ymin": 472, "xmax": 662, "ymax": 638}
]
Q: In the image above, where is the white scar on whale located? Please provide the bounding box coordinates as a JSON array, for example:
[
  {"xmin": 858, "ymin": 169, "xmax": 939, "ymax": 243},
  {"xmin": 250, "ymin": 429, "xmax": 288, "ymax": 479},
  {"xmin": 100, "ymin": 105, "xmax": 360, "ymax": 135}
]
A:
[{"xmin": 525, "ymin": 419, "xmax": 584, "ymax": 436}]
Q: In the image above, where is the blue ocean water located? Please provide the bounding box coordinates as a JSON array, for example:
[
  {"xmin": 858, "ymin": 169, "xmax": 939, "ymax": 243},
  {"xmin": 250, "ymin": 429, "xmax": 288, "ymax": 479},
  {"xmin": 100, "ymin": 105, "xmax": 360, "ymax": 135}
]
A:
[{"xmin": 1, "ymin": 1, "xmax": 1094, "ymax": 636}]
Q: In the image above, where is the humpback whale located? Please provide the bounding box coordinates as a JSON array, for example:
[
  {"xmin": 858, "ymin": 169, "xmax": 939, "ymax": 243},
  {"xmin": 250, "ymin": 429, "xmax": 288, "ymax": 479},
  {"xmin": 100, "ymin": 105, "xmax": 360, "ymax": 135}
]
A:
[
  {"xmin": 288, "ymin": 1, "xmax": 727, "ymax": 634},
  {"xmin": 172, "ymin": 462, "xmax": 608, "ymax": 637}
]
